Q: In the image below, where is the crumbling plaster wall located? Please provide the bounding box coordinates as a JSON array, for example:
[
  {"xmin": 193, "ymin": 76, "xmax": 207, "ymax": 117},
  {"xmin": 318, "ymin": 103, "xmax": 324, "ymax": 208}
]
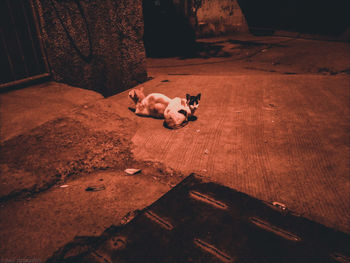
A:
[
  {"xmin": 34, "ymin": 0, "xmax": 147, "ymax": 97},
  {"xmin": 196, "ymin": 0, "xmax": 248, "ymax": 37}
]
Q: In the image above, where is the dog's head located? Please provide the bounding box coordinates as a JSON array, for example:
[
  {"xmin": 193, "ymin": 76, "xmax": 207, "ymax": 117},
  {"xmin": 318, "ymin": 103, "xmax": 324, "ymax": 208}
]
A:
[
  {"xmin": 186, "ymin": 93, "xmax": 201, "ymax": 115},
  {"xmin": 129, "ymin": 87, "xmax": 145, "ymax": 104}
]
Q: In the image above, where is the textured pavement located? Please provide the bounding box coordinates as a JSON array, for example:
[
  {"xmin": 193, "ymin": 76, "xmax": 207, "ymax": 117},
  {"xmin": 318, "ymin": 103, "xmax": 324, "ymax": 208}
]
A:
[
  {"xmin": 0, "ymin": 35, "xmax": 349, "ymax": 261},
  {"xmin": 110, "ymin": 73, "xmax": 350, "ymax": 234},
  {"xmin": 0, "ymin": 81, "xmax": 103, "ymax": 143}
]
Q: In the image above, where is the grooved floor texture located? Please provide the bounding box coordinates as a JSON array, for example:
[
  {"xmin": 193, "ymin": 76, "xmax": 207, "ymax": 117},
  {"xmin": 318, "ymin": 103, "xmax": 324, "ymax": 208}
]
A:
[
  {"xmin": 112, "ymin": 74, "xmax": 350, "ymax": 234},
  {"xmin": 48, "ymin": 174, "xmax": 350, "ymax": 263}
]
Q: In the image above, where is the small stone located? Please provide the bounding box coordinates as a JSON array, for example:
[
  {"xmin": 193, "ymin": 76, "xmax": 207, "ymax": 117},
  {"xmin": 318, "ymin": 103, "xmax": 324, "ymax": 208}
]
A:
[{"xmin": 124, "ymin": 168, "xmax": 141, "ymax": 175}]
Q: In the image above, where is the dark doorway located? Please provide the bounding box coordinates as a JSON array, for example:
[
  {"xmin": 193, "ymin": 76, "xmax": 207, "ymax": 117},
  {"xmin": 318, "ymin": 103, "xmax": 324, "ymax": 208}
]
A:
[
  {"xmin": 0, "ymin": 0, "xmax": 49, "ymax": 89},
  {"xmin": 237, "ymin": 0, "xmax": 350, "ymax": 36},
  {"xmin": 142, "ymin": 0, "xmax": 196, "ymax": 57}
]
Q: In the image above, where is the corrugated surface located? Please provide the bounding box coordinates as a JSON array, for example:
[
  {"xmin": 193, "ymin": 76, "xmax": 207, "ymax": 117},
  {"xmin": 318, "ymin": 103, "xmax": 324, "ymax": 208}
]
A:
[
  {"xmin": 128, "ymin": 75, "xmax": 350, "ymax": 234},
  {"xmin": 48, "ymin": 174, "xmax": 350, "ymax": 262}
]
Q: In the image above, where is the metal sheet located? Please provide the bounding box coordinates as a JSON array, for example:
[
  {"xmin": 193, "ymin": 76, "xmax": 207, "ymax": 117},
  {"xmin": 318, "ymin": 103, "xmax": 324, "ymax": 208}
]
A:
[{"xmin": 51, "ymin": 173, "xmax": 350, "ymax": 263}]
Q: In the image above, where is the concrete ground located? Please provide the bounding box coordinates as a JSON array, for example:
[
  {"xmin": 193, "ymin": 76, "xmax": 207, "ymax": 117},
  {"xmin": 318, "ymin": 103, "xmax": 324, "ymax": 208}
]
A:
[
  {"xmin": 0, "ymin": 84, "xmax": 183, "ymax": 261},
  {"xmin": 0, "ymin": 82, "xmax": 104, "ymax": 143},
  {"xmin": 146, "ymin": 35, "xmax": 350, "ymax": 77},
  {"xmin": 0, "ymin": 34, "xmax": 349, "ymax": 262}
]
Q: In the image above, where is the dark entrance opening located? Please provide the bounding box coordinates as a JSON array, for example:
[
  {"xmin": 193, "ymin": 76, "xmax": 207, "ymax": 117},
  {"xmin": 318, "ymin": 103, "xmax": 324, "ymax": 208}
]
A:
[
  {"xmin": 142, "ymin": 0, "xmax": 196, "ymax": 57},
  {"xmin": 237, "ymin": 0, "xmax": 350, "ymax": 36},
  {"xmin": 0, "ymin": 0, "xmax": 49, "ymax": 90}
]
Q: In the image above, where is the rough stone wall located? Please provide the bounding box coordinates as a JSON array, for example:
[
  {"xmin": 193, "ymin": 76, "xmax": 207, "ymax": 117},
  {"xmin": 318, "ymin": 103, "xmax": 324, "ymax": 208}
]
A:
[
  {"xmin": 196, "ymin": 0, "xmax": 248, "ymax": 37},
  {"xmin": 34, "ymin": 0, "xmax": 147, "ymax": 97}
]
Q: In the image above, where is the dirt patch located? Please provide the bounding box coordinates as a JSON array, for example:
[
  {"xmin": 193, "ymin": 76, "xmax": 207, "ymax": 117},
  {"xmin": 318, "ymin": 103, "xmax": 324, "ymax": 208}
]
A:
[
  {"xmin": 0, "ymin": 117, "xmax": 129, "ymax": 200},
  {"xmin": 0, "ymin": 112, "xmax": 184, "ymax": 201}
]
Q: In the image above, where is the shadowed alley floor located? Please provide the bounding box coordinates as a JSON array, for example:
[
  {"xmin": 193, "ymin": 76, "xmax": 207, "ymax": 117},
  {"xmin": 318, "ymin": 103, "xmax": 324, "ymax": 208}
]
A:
[{"xmin": 0, "ymin": 35, "xmax": 349, "ymax": 261}]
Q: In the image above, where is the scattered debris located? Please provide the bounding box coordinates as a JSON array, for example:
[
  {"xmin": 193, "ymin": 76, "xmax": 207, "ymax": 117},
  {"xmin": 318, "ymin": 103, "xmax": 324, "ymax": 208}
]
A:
[
  {"xmin": 121, "ymin": 210, "xmax": 141, "ymax": 225},
  {"xmin": 203, "ymin": 169, "xmax": 208, "ymax": 172},
  {"xmin": 60, "ymin": 185, "xmax": 69, "ymax": 188},
  {"xmin": 196, "ymin": 129, "xmax": 200, "ymax": 133},
  {"xmin": 161, "ymin": 79, "xmax": 170, "ymax": 82},
  {"xmin": 269, "ymin": 103, "xmax": 275, "ymax": 108},
  {"xmin": 83, "ymin": 105, "xmax": 88, "ymax": 109},
  {"xmin": 204, "ymin": 149, "xmax": 209, "ymax": 155},
  {"xmin": 339, "ymin": 68, "xmax": 350, "ymax": 75},
  {"xmin": 317, "ymin": 67, "xmax": 336, "ymax": 75},
  {"xmin": 124, "ymin": 168, "xmax": 141, "ymax": 175},
  {"xmin": 85, "ymin": 185, "xmax": 105, "ymax": 192},
  {"xmin": 272, "ymin": 201, "xmax": 287, "ymax": 211}
]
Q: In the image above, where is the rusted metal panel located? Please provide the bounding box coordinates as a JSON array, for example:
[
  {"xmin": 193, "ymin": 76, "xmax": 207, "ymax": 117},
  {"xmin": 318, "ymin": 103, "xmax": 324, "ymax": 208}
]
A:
[{"xmin": 49, "ymin": 174, "xmax": 350, "ymax": 262}]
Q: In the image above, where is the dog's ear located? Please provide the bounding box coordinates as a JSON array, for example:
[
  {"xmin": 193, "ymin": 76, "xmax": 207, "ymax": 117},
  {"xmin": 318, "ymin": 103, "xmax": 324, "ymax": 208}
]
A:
[
  {"xmin": 197, "ymin": 93, "xmax": 201, "ymax": 100},
  {"xmin": 129, "ymin": 89, "xmax": 139, "ymax": 103},
  {"xmin": 186, "ymin": 94, "xmax": 191, "ymax": 101},
  {"xmin": 129, "ymin": 90, "xmax": 135, "ymax": 98}
]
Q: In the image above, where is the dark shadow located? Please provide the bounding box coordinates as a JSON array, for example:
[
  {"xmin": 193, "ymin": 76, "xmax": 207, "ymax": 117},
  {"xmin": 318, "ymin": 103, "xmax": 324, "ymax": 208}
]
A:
[
  {"xmin": 179, "ymin": 41, "xmax": 231, "ymax": 59},
  {"xmin": 181, "ymin": 38, "xmax": 286, "ymax": 59},
  {"xmin": 227, "ymin": 39, "xmax": 286, "ymax": 48},
  {"xmin": 162, "ymin": 120, "xmax": 189, "ymax": 130},
  {"xmin": 237, "ymin": 0, "xmax": 350, "ymax": 36},
  {"xmin": 188, "ymin": 115, "xmax": 197, "ymax": 121},
  {"xmin": 142, "ymin": 0, "xmax": 196, "ymax": 58},
  {"xmin": 128, "ymin": 107, "xmax": 136, "ymax": 113},
  {"xmin": 0, "ymin": 75, "xmax": 52, "ymax": 94},
  {"xmin": 163, "ymin": 121, "xmax": 172, "ymax": 129}
]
